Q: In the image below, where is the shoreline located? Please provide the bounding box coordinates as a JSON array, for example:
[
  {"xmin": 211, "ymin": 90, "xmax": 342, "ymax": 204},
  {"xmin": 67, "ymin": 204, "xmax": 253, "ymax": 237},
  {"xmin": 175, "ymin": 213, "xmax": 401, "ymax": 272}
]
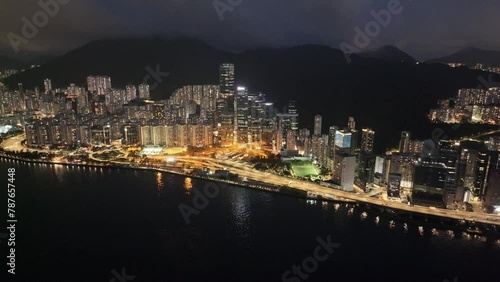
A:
[
  {"xmin": 0, "ymin": 154, "xmax": 355, "ymax": 203},
  {"xmin": 1, "ymin": 154, "xmax": 500, "ymax": 228}
]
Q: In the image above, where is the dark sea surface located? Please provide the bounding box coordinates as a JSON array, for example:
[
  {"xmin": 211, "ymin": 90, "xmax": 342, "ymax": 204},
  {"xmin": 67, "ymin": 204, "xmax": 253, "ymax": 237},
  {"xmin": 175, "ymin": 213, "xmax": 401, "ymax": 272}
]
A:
[{"xmin": 2, "ymin": 159, "xmax": 499, "ymax": 282}]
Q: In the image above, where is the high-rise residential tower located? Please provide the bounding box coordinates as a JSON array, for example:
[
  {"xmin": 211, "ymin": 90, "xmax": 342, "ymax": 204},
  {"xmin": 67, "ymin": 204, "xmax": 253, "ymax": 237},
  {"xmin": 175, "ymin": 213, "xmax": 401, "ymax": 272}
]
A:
[{"xmin": 314, "ymin": 115, "xmax": 322, "ymax": 136}]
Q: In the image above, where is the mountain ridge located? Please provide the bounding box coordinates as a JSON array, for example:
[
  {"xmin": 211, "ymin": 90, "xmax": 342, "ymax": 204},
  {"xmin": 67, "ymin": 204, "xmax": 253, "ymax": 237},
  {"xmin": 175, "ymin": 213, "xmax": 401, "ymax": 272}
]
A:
[{"xmin": 426, "ymin": 46, "xmax": 500, "ymax": 66}]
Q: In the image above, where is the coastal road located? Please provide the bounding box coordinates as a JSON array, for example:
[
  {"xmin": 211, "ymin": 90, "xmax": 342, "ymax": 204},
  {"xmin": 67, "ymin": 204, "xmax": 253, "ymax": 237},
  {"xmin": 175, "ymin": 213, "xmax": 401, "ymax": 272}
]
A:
[
  {"xmin": 3, "ymin": 134, "xmax": 500, "ymax": 225},
  {"xmin": 174, "ymin": 156, "xmax": 500, "ymax": 226}
]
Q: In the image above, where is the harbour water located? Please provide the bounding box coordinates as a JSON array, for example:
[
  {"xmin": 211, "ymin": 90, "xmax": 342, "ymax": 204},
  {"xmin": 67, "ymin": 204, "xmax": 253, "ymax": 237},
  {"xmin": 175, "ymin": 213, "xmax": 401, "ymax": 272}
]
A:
[{"xmin": 2, "ymin": 159, "xmax": 499, "ymax": 282}]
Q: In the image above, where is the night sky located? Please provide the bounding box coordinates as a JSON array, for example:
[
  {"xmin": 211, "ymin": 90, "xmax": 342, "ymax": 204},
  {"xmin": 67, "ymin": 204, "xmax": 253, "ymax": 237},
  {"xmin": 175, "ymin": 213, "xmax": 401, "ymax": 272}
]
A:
[{"xmin": 1, "ymin": 0, "xmax": 500, "ymax": 59}]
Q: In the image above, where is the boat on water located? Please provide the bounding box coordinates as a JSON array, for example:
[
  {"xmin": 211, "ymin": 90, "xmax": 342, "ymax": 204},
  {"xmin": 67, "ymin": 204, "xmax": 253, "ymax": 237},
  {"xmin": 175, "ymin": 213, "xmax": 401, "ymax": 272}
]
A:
[
  {"xmin": 431, "ymin": 228, "xmax": 439, "ymax": 236},
  {"xmin": 466, "ymin": 227, "xmax": 483, "ymax": 235},
  {"xmin": 403, "ymin": 223, "xmax": 408, "ymax": 232},
  {"xmin": 418, "ymin": 226, "xmax": 424, "ymax": 235},
  {"xmin": 334, "ymin": 203, "xmax": 340, "ymax": 211},
  {"xmin": 462, "ymin": 232, "xmax": 471, "ymax": 239},
  {"xmin": 360, "ymin": 212, "xmax": 368, "ymax": 220},
  {"xmin": 347, "ymin": 207, "xmax": 354, "ymax": 215},
  {"xmin": 375, "ymin": 216, "xmax": 380, "ymax": 224},
  {"xmin": 389, "ymin": 220, "xmax": 396, "ymax": 228},
  {"xmin": 474, "ymin": 235, "xmax": 486, "ymax": 242}
]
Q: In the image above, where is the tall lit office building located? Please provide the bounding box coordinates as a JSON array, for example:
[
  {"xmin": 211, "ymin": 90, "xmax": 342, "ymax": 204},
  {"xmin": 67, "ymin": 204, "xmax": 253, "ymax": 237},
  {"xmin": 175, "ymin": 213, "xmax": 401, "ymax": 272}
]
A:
[
  {"xmin": 485, "ymin": 169, "xmax": 500, "ymax": 212},
  {"xmin": 287, "ymin": 100, "xmax": 299, "ymax": 131},
  {"xmin": 218, "ymin": 63, "xmax": 235, "ymax": 118},
  {"xmin": 390, "ymin": 153, "xmax": 417, "ymax": 188},
  {"xmin": 277, "ymin": 113, "xmax": 298, "ymax": 151},
  {"xmin": 361, "ymin": 128, "xmax": 375, "ymax": 153},
  {"xmin": 335, "ymin": 130, "xmax": 352, "ymax": 150},
  {"xmin": 399, "ymin": 131, "xmax": 411, "ymax": 153},
  {"xmin": 328, "ymin": 126, "xmax": 339, "ymax": 158},
  {"xmin": 387, "ymin": 174, "xmax": 402, "ymax": 198},
  {"xmin": 314, "ymin": 115, "xmax": 322, "ymax": 136},
  {"xmin": 236, "ymin": 86, "xmax": 249, "ymax": 143},
  {"xmin": 219, "ymin": 63, "xmax": 235, "ymax": 98},
  {"xmin": 217, "ymin": 63, "xmax": 235, "ymax": 143},
  {"xmin": 356, "ymin": 152, "xmax": 376, "ymax": 192},
  {"xmin": 348, "ymin": 116, "xmax": 356, "ymax": 131},
  {"xmin": 332, "ymin": 153, "xmax": 356, "ymax": 192}
]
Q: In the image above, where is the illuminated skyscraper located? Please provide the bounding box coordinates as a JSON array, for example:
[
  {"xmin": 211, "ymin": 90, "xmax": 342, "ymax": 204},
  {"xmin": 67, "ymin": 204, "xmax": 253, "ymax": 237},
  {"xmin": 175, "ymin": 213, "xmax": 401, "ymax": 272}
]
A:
[
  {"xmin": 217, "ymin": 63, "xmax": 235, "ymax": 144},
  {"xmin": 219, "ymin": 63, "xmax": 235, "ymax": 98},
  {"xmin": 332, "ymin": 153, "xmax": 356, "ymax": 192},
  {"xmin": 361, "ymin": 128, "xmax": 375, "ymax": 153},
  {"xmin": 87, "ymin": 75, "xmax": 111, "ymax": 95},
  {"xmin": 138, "ymin": 83, "xmax": 150, "ymax": 99},
  {"xmin": 328, "ymin": 126, "xmax": 339, "ymax": 158},
  {"xmin": 335, "ymin": 130, "xmax": 352, "ymax": 150},
  {"xmin": 356, "ymin": 152, "xmax": 376, "ymax": 192},
  {"xmin": 485, "ymin": 169, "xmax": 500, "ymax": 212},
  {"xmin": 399, "ymin": 131, "xmax": 411, "ymax": 153},
  {"xmin": 287, "ymin": 100, "xmax": 298, "ymax": 131},
  {"xmin": 44, "ymin": 78, "xmax": 52, "ymax": 94},
  {"xmin": 387, "ymin": 174, "xmax": 402, "ymax": 198},
  {"xmin": 348, "ymin": 116, "xmax": 356, "ymax": 131},
  {"xmin": 314, "ymin": 115, "xmax": 322, "ymax": 136},
  {"xmin": 236, "ymin": 86, "xmax": 249, "ymax": 143},
  {"xmin": 277, "ymin": 113, "xmax": 298, "ymax": 151},
  {"xmin": 125, "ymin": 85, "xmax": 137, "ymax": 102}
]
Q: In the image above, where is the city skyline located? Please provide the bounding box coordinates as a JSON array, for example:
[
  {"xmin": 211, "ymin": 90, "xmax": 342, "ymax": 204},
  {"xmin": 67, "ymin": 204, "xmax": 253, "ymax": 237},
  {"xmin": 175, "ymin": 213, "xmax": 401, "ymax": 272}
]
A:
[
  {"xmin": 2, "ymin": 2, "xmax": 500, "ymax": 280},
  {"xmin": 2, "ymin": 61, "xmax": 499, "ymax": 209}
]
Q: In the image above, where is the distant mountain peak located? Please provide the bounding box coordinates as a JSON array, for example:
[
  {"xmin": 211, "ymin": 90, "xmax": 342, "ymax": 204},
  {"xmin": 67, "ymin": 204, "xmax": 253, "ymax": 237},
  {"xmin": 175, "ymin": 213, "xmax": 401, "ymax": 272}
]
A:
[
  {"xmin": 427, "ymin": 46, "xmax": 500, "ymax": 66},
  {"xmin": 358, "ymin": 45, "xmax": 416, "ymax": 63}
]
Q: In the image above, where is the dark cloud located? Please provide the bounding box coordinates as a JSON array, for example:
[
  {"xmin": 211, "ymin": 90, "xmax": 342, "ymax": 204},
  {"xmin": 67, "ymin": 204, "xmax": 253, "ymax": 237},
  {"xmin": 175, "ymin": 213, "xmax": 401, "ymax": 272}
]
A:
[{"xmin": 1, "ymin": 0, "xmax": 500, "ymax": 59}]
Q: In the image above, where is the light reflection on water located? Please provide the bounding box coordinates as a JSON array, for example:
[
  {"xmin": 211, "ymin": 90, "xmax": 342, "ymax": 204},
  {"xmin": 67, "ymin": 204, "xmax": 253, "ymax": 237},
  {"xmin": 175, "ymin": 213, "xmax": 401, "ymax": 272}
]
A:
[
  {"xmin": 228, "ymin": 189, "xmax": 252, "ymax": 243},
  {"xmin": 54, "ymin": 164, "xmax": 64, "ymax": 183},
  {"xmin": 4, "ymin": 159, "xmax": 500, "ymax": 247},
  {"xmin": 183, "ymin": 177, "xmax": 193, "ymax": 195},
  {"xmin": 156, "ymin": 172, "xmax": 164, "ymax": 195}
]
